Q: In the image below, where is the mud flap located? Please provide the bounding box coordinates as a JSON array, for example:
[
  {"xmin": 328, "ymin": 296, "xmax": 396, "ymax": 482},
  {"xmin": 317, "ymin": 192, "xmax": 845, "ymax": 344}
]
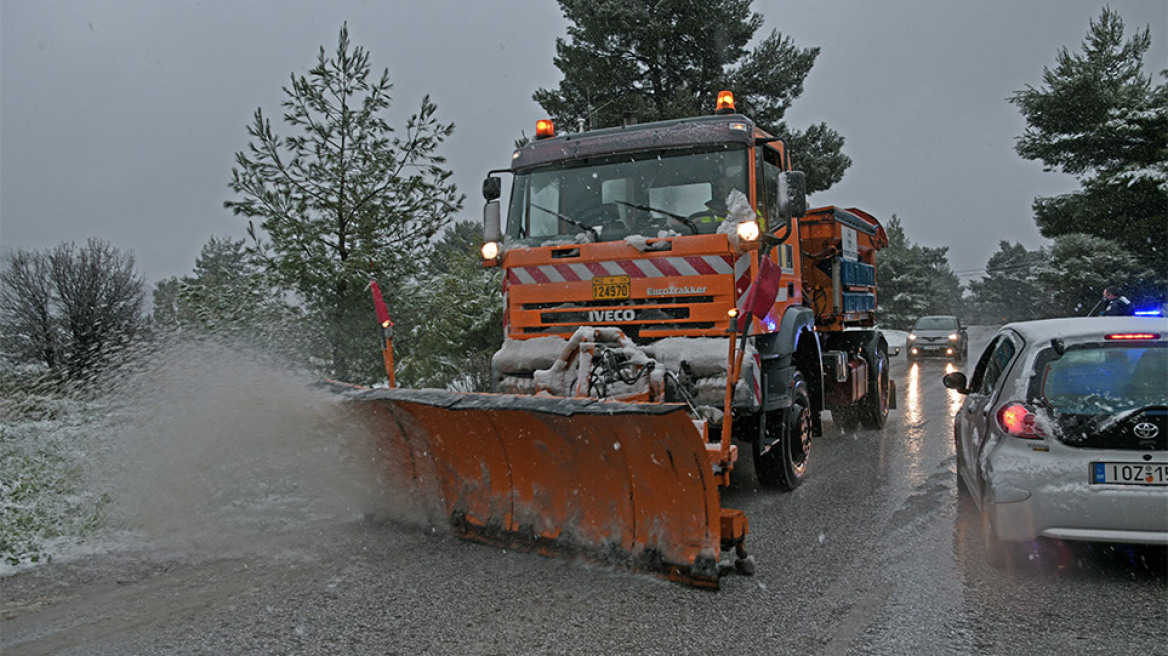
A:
[{"xmin": 341, "ymin": 387, "xmax": 727, "ymax": 588}]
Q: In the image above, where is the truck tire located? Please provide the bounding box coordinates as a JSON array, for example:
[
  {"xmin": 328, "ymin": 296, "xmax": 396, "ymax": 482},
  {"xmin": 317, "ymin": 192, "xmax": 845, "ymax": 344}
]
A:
[
  {"xmin": 859, "ymin": 343, "xmax": 890, "ymax": 429},
  {"xmin": 754, "ymin": 374, "xmax": 811, "ymax": 490}
]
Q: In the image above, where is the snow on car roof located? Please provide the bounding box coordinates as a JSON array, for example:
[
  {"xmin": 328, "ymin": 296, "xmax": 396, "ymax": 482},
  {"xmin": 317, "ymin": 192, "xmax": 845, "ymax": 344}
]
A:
[{"xmin": 1001, "ymin": 316, "xmax": 1168, "ymax": 344}]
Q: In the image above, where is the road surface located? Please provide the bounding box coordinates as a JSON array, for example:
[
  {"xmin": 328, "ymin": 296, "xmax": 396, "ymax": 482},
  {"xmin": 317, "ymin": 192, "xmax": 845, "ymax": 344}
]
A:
[{"xmin": 3, "ymin": 326, "xmax": 1165, "ymax": 655}]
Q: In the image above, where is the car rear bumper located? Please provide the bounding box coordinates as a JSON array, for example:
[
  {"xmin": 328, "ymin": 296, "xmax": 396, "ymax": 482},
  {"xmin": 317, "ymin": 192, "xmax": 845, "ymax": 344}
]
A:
[{"xmin": 988, "ymin": 486, "xmax": 1168, "ymax": 544}]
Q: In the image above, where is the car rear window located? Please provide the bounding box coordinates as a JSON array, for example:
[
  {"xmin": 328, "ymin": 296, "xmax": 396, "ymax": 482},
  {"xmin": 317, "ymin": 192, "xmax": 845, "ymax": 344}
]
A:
[
  {"xmin": 913, "ymin": 317, "xmax": 957, "ymax": 331},
  {"xmin": 1037, "ymin": 344, "xmax": 1167, "ymax": 413}
]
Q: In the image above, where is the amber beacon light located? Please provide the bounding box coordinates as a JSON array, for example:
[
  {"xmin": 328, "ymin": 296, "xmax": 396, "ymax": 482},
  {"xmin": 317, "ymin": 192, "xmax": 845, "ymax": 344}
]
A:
[
  {"xmin": 716, "ymin": 90, "xmax": 736, "ymax": 114},
  {"xmin": 535, "ymin": 119, "xmax": 555, "ymax": 139}
]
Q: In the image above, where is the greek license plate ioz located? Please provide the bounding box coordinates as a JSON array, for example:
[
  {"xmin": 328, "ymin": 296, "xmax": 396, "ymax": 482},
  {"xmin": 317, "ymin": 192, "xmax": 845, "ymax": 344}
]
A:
[
  {"xmin": 1092, "ymin": 462, "xmax": 1168, "ymax": 486},
  {"xmin": 592, "ymin": 275, "xmax": 631, "ymax": 300}
]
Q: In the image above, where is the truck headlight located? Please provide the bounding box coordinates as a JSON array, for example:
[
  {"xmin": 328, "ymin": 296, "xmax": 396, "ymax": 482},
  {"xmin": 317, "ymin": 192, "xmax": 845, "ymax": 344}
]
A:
[
  {"xmin": 736, "ymin": 220, "xmax": 760, "ymax": 242},
  {"xmin": 481, "ymin": 241, "xmax": 500, "ymax": 260}
]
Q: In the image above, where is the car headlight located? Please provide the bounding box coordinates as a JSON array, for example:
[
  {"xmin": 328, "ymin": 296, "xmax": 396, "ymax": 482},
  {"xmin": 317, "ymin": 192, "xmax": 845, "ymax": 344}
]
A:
[
  {"xmin": 736, "ymin": 220, "xmax": 760, "ymax": 242},
  {"xmin": 907, "ymin": 334, "xmax": 916, "ymax": 342},
  {"xmin": 948, "ymin": 333, "xmax": 959, "ymax": 341}
]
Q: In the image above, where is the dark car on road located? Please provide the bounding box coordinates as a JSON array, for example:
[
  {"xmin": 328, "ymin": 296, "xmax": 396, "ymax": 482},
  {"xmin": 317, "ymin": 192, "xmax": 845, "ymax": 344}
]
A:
[
  {"xmin": 906, "ymin": 315, "xmax": 968, "ymax": 362},
  {"xmin": 943, "ymin": 317, "xmax": 1168, "ymax": 567}
]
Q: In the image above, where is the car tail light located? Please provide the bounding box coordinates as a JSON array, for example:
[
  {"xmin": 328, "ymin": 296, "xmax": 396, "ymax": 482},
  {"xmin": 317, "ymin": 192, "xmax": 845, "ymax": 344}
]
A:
[
  {"xmin": 1104, "ymin": 333, "xmax": 1160, "ymax": 341},
  {"xmin": 997, "ymin": 403, "xmax": 1044, "ymax": 439}
]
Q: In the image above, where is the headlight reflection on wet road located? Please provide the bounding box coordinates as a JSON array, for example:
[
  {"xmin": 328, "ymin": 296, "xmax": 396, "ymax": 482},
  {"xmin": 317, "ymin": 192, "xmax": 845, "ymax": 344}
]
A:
[
  {"xmin": 944, "ymin": 361, "xmax": 964, "ymax": 417},
  {"xmin": 903, "ymin": 362, "xmax": 923, "ymax": 427}
]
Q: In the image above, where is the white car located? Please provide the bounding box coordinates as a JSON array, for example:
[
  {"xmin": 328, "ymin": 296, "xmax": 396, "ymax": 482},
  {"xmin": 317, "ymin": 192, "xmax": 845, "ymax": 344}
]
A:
[{"xmin": 943, "ymin": 317, "xmax": 1167, "ymax": 566}]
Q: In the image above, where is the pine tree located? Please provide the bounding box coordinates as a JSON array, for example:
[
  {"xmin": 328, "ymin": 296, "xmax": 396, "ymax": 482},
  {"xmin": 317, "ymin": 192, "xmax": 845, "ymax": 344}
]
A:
[
  {"xmin": 876, "ymin": 217, "xmax": 962, "ymax": 329},
  {"xmin": 1010, "ymin": 8, "xmax": 1167, "ymax": 265},
  {"xmin": 1035, "ymin": 233, "xmax": 1145, "ymax": 317},
  {"xmin": 225, "ymin": 25, "xmax": 463, "ymax": 382},
  {"xmin": 533, "ymin": 0, "xmax": 850, "ymax": 193},
  {"xmin": 152, "ymin": 236, "xmax": 304, "ymax": 355},
  {"xmin": 966, "ymin": 241, "xmax": 1048, "ymax": 323},
  {"xmin": 394, "ymin": 221, "xmax": 503, "ymax": 391}
]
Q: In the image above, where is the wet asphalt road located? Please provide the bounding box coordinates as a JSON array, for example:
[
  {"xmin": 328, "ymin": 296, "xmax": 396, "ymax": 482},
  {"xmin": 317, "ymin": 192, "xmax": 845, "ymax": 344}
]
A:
[{"xmin": 3, "ymin": 326, "xmax": 1165, "ymax": 655}]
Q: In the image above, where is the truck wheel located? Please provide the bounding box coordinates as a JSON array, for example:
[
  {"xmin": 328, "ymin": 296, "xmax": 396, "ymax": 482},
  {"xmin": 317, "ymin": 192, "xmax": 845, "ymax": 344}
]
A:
[
  {"xmin": 859, "ymin": 344, "xmax": 890, "ymax": 429},
  {"xmin": 754, "ymin": 374, "xmax": 811, "ymax": 490}
]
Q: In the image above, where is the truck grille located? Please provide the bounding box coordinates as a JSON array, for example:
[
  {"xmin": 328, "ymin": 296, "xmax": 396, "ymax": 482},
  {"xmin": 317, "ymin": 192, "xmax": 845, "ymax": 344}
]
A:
[{"xmin": 520, "ymin": 296, "xmax": 717, "ymax": 338}]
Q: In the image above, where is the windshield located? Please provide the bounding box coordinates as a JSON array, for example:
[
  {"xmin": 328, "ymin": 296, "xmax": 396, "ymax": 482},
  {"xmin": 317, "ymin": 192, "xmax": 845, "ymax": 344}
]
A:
[
  {"xmin": 506, "ymin": 146, "xmax": 749, "ymax": 244},
  {"xmin": 913, "ymin": 317, "xmax": 958, "ymax": 331},
  {"xmin": 1036, "ymin": 344, "xmax": 1167, "ymax": 414}
]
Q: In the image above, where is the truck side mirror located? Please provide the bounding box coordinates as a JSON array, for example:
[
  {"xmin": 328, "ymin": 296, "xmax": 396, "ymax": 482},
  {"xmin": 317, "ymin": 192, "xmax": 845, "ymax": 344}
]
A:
[
  {"xmin": 483, "ymin": 175, "xmax": 502, "ymax": 201},
  {"xmin": 778, "ymin": 171, "xmax": 806, "ymax": 219}
]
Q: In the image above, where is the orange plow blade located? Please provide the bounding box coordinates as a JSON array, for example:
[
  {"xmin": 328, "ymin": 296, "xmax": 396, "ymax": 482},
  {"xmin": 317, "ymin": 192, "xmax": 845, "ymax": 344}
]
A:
[{"xmin": 344, "ymin": 387, "xmax": 738, "ymax": 588}]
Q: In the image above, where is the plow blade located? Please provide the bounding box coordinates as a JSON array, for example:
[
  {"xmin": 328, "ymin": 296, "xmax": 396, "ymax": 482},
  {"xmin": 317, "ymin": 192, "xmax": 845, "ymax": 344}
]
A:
[{"xmin": 344, "ymin": 387, "xmax": 732, "ymax": 588}]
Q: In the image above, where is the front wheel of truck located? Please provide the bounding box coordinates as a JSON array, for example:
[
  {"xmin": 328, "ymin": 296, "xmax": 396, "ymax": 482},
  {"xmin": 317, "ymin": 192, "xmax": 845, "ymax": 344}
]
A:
[{"xmin": 754, "ymin": 374, "xmax": 812, "ymax": 490}]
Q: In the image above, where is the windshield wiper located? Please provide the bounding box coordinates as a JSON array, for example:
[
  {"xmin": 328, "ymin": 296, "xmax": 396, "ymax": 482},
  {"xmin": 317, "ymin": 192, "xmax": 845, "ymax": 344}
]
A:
[
  {"xmin": 611, "ymin": 200, "xmax": 699, "ymax": 235},
  {"xmin": 529, "ymin": 203, "xmax": 600, "ymax": 242}
]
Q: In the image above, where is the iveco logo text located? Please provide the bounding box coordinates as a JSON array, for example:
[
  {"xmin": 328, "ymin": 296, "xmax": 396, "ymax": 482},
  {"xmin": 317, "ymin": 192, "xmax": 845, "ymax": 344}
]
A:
[
  {"xmin": 589, "ymin": 309, "xmax": 636, "ymax": 322},
  {"xmin": 646, "ymin": 286, "xmax": 707, "ymax": 296},
  {"xmin": 1133, "ymin": 422, "xmax": 1160, "ymax": 440}
]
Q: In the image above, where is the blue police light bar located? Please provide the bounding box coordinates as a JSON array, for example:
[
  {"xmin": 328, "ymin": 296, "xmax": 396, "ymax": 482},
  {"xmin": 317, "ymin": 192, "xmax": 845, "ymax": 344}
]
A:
[{"xmin": 1134, "ymin": 308, "xmax": 1163, "ymax": 316}]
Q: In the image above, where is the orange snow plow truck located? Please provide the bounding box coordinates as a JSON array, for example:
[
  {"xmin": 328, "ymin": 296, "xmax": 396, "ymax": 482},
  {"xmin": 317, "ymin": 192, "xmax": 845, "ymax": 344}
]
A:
[{"xmin": 344, "ymin": 92, "xmax": 894, "ymax": 589}]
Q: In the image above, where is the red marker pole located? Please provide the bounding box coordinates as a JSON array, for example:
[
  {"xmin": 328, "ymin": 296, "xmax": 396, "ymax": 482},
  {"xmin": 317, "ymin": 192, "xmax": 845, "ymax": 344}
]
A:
[{"xmin": 369, "ymin": 280, "xmax": 396, "ymax": 388}]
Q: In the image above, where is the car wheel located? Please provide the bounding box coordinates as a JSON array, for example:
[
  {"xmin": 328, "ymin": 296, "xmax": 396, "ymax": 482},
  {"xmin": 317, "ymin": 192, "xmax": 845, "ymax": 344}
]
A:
[{"xmin": 754, "ymin": 374, "xmax": 811, "ymax": 491}]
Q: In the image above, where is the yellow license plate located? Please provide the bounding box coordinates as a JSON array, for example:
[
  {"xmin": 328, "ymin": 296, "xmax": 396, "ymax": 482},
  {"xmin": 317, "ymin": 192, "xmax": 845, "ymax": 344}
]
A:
[{"xmin": 592, "ymin": 275, "xmax": 631, "ymax": 300}]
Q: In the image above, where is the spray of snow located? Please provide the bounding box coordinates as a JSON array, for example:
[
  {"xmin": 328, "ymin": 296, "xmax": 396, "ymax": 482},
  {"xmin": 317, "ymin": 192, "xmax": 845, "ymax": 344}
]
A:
[{"xmin": 90, "ymin": 340, "xmax": 426, "ymax": 558}]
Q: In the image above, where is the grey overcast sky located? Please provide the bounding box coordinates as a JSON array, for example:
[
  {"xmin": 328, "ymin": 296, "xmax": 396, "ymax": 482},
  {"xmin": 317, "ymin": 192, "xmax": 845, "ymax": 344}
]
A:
[{"xmin": 2, "ymin": 1, "xmax": 1165, "ymax": 288}]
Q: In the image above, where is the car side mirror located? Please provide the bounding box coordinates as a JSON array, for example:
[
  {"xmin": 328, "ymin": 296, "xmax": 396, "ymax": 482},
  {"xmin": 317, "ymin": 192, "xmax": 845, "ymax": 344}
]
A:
[{"xmin": 942, "ymin": 372, "xmax": 969, "ymax": 394}]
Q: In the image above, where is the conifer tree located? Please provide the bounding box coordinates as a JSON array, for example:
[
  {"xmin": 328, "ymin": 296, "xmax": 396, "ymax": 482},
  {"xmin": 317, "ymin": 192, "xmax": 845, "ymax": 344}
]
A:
[
  {"xmin": 1010, "ymin": 8, "xmax": 1167, "ymax": 264},
  {"xmin": 533, "ymin": 0, "xmax": 850, "ymax": 193},
  {"xmin": 225, "ymin": 25, "xmax": 463, "ymax": 381}
]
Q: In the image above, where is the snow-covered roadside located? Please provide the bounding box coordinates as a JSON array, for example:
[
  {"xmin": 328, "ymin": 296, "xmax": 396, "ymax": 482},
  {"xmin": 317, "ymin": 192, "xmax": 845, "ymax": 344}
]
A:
[{"xmin": 0, "ymin": 394, "xmax": 114, "ymax": 573}]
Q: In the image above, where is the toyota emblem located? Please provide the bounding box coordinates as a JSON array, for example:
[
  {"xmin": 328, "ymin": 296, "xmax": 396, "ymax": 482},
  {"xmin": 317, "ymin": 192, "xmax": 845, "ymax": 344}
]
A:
[{"xmin": 1132, "ymin": 422, "xmax": 1160, "ymax": 440}]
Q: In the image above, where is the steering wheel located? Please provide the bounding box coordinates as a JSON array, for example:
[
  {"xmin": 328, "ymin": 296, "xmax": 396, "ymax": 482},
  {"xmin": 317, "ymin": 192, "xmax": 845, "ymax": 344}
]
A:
[{"xmin": 577, "ymin": 203, "xmax": 624, "ymax": 230}]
